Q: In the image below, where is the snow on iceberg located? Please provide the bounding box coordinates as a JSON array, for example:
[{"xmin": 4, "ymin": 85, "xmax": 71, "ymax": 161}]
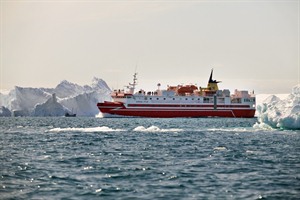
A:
[{"xmin": 255, "ymin": 84, "xmax": 300, "ymax": 130}]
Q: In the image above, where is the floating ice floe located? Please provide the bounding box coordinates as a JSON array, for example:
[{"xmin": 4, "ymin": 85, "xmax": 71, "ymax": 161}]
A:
[
  {"xmin": 47, "ymin": 126, "xmax": 124, "ymax": 133},
  {"xmin": 255, "ymin": 84, "xmax": 300, "ymax": 130},
  {"xmin": 133, "ymin": 125, "xmax": 183, "ymax": 132},
  {"xmin": 213, "ymin": 146, "xmax": 227, "ymax": 151}
]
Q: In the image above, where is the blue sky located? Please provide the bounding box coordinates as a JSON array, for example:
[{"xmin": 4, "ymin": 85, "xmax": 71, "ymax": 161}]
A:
[{"xmin": 1, "ymin": 0, "xmax": 299, "ymax": 94}]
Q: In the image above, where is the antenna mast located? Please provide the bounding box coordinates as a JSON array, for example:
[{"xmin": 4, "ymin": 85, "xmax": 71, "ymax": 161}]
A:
[{"xmin": 129, "ymin": 72, "xmax": 137, "ymax": 94}]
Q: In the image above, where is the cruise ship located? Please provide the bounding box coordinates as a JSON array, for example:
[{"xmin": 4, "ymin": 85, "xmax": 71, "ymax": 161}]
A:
[{"xmin": 97, "ymin": 70, "xmax": 256, "ymax": 118}]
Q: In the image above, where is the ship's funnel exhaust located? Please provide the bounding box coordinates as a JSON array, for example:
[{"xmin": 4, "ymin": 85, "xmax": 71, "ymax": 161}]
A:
[{"xmin": 208, "ymin": 69, "xmax": 221, "ymax": 84}]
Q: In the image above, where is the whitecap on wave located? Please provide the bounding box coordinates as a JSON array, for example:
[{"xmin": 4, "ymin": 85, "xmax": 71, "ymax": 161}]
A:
[
  {"xmin": 133, "ymin": 125, "xmax": 183, "ymax": 132},
  {"xmin": 47, "ymin": 126, "xmax": 125, "ymax": 133}
]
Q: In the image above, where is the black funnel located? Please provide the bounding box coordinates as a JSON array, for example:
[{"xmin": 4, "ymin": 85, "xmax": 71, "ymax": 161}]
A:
[{"xmin": 208, "ymin": 69, "xmax": 220, "ymax": 83}]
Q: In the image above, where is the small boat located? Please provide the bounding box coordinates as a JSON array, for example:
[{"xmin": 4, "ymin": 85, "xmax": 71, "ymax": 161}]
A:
[
  {"xmin": 97, "ymin": 69, "xmax": 256, "ymax": 118},
  {"xmin": 65, "ymin": 112, "xmax": 76, "ymax": 117}
]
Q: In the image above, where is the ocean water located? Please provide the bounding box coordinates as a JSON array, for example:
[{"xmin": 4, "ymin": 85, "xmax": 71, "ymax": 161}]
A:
[{"xmin": 0, "ymin": 117, "xmax": 299, "ymax": 199}]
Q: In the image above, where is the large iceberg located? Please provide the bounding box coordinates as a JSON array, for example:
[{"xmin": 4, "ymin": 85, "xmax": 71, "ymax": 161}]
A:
[
  {"xmin": 255, "ymin": 84, "xmax": 300, "ymax": 130},
  {"xmin": 0, "ymin": 77, "xmax": 111, "ymax": 117}
]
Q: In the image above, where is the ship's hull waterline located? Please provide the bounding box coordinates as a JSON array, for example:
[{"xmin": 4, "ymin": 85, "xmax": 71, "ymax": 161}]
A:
[{"xmin": 97, "ymin": 102, "xmax": 255, "ymax": 118}]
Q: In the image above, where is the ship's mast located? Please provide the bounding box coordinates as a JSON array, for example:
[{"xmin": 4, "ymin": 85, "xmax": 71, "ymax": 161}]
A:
[{"xmin": 128, "ymin": 72, "xmax": 137, "ymax": 94}]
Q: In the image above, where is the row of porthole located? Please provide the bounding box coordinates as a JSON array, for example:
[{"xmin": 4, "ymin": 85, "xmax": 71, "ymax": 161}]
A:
[
  {"xmin": 134, "ymin": 96, "xmax": 228, "ymax": 102},
  {"xmin": 145, "ymin": 97, "xmax": 202, "ymax": 101}
]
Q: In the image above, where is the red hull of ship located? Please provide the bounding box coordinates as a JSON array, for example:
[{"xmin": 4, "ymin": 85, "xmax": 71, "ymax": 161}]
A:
[{"xmin": 97, "ymin": 102, "xmax": 255, "ymax": 118}]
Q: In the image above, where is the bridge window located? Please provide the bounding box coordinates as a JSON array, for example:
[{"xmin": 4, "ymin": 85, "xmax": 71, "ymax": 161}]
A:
[{"xmin": 204, "ymin": 97, "xmax": 210, "ymax": 103}]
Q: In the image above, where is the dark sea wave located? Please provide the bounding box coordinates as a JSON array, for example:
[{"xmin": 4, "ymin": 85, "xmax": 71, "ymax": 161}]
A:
[{"xmin": 0, "ymin": 117, "xmax": 299, "ymax": 199}]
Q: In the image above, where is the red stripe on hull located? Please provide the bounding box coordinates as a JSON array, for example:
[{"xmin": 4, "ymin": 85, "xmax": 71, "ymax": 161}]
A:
[
  {"xmin": 97, "ymin": 102, "xmax": 255, "ymax": 118},
  {"xmin": 127, "ymin": 104, "xmax": 250, "ymax": 108}
]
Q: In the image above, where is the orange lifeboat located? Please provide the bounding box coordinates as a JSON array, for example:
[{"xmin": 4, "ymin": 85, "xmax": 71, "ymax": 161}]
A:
[
  {"xmin": 167, "ymin": 86, "xmax": 178, "ymax": 92},
  {"xmin": 177, "ymin": 85, "xmax": 198, "ymax": 95}
]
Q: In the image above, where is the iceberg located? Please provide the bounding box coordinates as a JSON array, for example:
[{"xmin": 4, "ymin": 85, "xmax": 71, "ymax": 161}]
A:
[
  {"xmin": 33, "ymin": 94, "xmax": 67, "ymax": 117},
  {"xmin": 255, "ymin": 84, "xmax": 300, "ymax": 130},
  {"xmin": 0, "ymin": 106, "xmax": 12, "ymax": 117},
  {"xmin": 0, "ymin": 77, "xmax": 111, "ymax": 117},
  {"xmin": 59, "ymin": 91, "xmax": 108, "ymax": 117}
]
